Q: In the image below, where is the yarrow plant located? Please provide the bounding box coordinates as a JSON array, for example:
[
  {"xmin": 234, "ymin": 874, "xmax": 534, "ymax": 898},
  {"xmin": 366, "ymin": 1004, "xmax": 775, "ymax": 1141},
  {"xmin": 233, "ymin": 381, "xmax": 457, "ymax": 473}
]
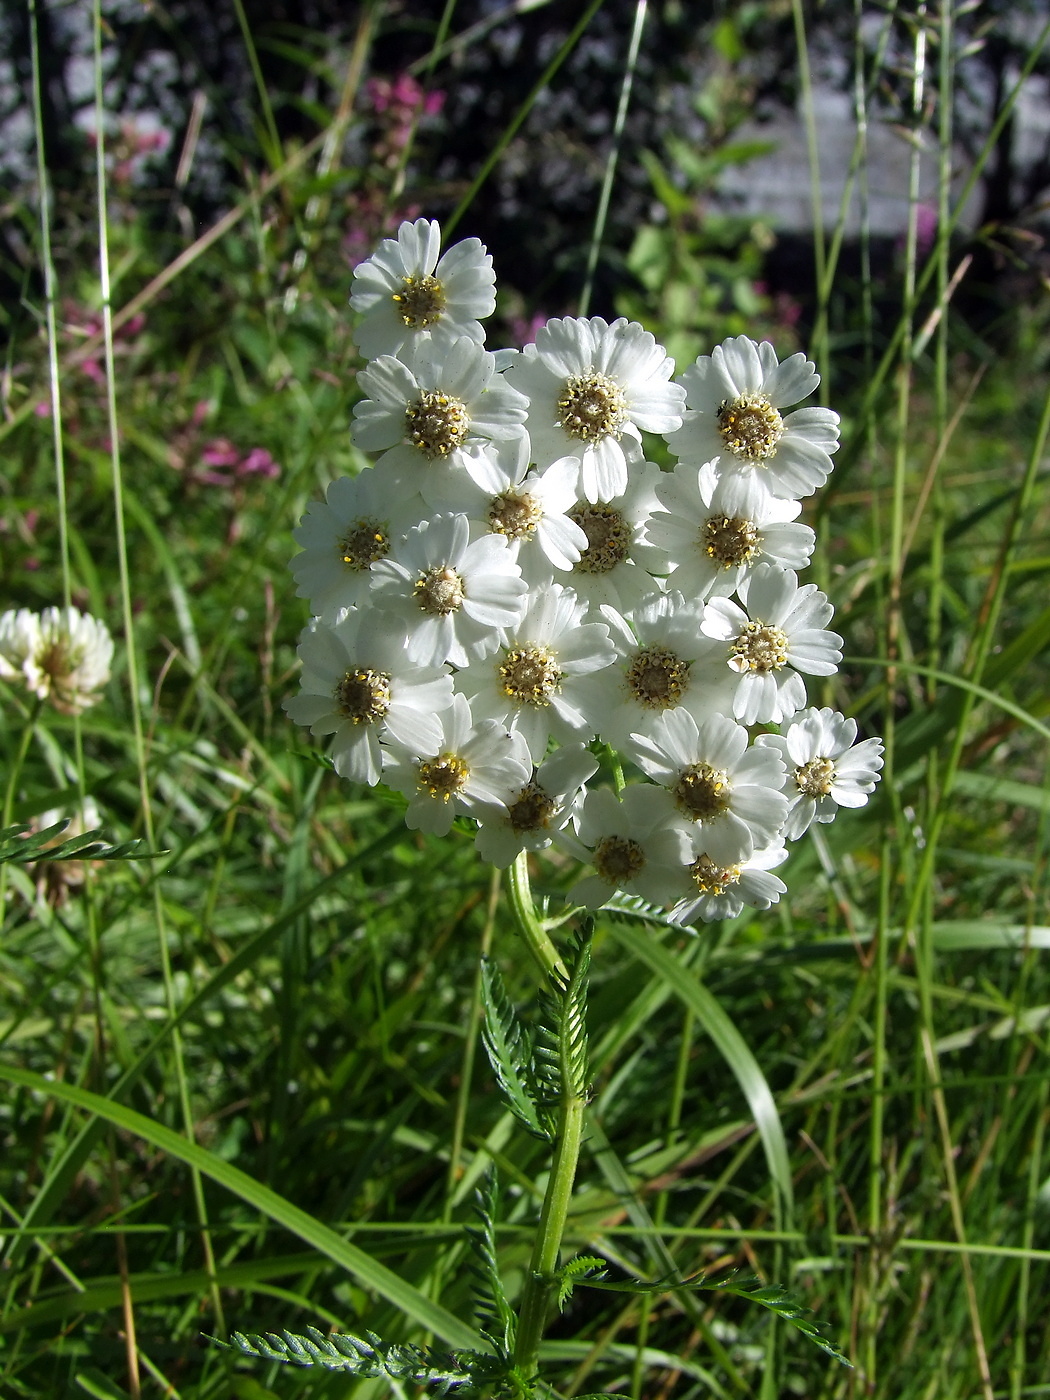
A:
[
  {"xmin": 255, "ymin": 217, "xmax": 883, "ymax": 1393},
  {"xmin": 286, "ymin": 217, "xmax": 883, "ymax": 931}
]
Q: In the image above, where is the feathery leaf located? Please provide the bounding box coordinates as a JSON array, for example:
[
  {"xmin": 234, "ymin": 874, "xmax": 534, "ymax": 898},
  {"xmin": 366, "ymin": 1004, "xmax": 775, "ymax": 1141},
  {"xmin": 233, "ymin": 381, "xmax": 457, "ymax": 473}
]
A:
[
  {"xmin": 208, "ymin": 1326, "xmax": 507, "ymax": 1393},
  {"xmin": 480, "ymin": 957, "xmax": 551, "ymax": 1141},
  {"xmin": 465, "ymin": 1168, "xmax": 516, "ymax": 1356}
]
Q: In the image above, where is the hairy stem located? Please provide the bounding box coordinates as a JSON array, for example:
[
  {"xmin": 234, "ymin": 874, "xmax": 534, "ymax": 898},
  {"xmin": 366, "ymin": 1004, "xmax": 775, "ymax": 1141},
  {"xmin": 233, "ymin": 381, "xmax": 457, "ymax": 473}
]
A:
[
  {"xmin": 508, "ymin": 851, "xmax": 565, "ymax": 980},
  {"xmin": 512, "ymin": 1085, "xmax": 585, "ymax": 1388}
]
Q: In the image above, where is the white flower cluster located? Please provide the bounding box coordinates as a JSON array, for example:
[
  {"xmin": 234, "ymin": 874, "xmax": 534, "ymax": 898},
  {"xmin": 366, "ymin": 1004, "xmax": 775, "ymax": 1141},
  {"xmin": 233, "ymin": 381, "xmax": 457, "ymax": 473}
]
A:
[
  {"xmin": 0, "ymin": 606, "xmax": 114, "ymax": 715},
  {"xmin": 286, "ymin": 219, "xmax": 884, "ymax": 924}
]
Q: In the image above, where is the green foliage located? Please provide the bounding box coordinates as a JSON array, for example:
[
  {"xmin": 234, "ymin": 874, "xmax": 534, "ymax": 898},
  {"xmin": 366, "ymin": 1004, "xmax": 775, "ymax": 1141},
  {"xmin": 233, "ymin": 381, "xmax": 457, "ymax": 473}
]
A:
[
  {"xmin": 534, "ymin": 928, "xmax": 591, "ymax": 1107},
  {"xmin": 466, "ymin": 1170, "xmax": 517, "ymax": 1356},
  {"xmin": 211, "ymin": 1326, "xmax": 505, "ymax": 1393},
  {"xmin": 555, "ymin": 1254, "xmax": 608, "ymax": 1309},
  {"xmin": 0, "ymin": 819, "xmax": 156, "ymax": 864},
  {"xmin": 567, "ymin": 1266, "xmax": 853, "ymax": 1368},
  {"xmin": 480, "ymin": 957, "xmax": 551, "ymax": 1141}
]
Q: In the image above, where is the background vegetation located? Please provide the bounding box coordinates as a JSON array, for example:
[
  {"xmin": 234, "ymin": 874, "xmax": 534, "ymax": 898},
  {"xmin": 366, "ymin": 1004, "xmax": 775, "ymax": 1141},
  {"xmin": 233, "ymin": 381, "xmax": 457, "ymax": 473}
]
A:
[{"xmin": 2, "ymin": 1, "xmax": 1050, "ymax": 1397}]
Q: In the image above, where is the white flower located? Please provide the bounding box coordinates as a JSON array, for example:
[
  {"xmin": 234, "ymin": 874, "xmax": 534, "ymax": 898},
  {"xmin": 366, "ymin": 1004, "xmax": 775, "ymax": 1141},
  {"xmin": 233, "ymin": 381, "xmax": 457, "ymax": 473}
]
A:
[
  {"xmin": 351, "ymin": 332, "xmax": 528, "ymax": 479},
  {"xmin": 382, "ymin": 693, "xmax": 532, "ymax": 837},
  {"xmin": 349, "ymin": 219, "xmax": 496, "ymax": 359},
  {"xmin": 505, "ymin": 316, "xmax": 685, "ymax": 502},
  {"xmin": 457, "ymin": 583, "xmax": 616, "ymax": 762},
  {"xmin": 565, "ymin": 784, "xmax": 691, "ymax": 909},
  {"xmin": 757, "ymin": 706, "xmax": 884, "ymax": 839},
  {"xmin": 5, "ymin": 607, "xmax": 115, "ymax": 714},
  {"xmin": 587, "ymin": 591, "xmax": 734, "ymax": 750},
  {"xmin": 283, "ymin": 611, "xmax": 453, "ymax": 786},
  {"xmin": 666, "ymin": 336, "xmax": 839, "ymax": 500},
  {"xmin": 474, "ymin": 743, "xmax": 599, "ymax": 867},
  {"xmin": 0, "ymin": 609, "xmax": 41, "ymax": 686},
  {"xmin": 430, "ymin": 438, "xmax": 588, "ymax": 583},
  {"xmin": 369, "ymin": 513, "xmax": 527, "ymax": 667},
  {"xmin": 563, "ymin": 459, "xmax": 671, "ymax": 615},
  {"xmin": 647, "ymin": 460, "xmax": 815, "ymax": 601},
  {"xmin": 701, "ymin": 563, "xmax": 842, "ymax": 724},
  {"xmin": 290, "ymin": 469, "xmax": 421, "ymax": 621},
  {"xmin": 628, "ymin": 710, "xmax": 788, "ymax": 863},
  {"xmin": 668, "ymin": 842, "xmax": 789, "ymax": 925}
]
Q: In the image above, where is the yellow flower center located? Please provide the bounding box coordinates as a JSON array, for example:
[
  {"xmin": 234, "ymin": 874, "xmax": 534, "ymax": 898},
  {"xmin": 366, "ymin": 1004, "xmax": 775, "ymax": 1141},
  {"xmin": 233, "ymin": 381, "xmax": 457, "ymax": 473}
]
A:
[
  {"xmin": 569, "ymin": 503, "xmax": 631, "ymax": 574},
  {"xmin": 795, "ymin": 756, "xmax": 836, "ymax": 797},
  {"xmin": 489, "ymin": 490, "xmax": 542, "ymax": 541},
  {"xmin": 556, "ymin": 372, "xmax": 628, "ymax": 444},
  {"xmin": 507, "ymin": 782, "xmax": 557, "ymax": 834},
  {"xmin": 673, "ymin": 764, "xmax": 730, "ymax": 822},
  {"xmin": 340, "ymin": 517, "xmax": 391, "ymax": 571},
  {"xmin": 704, "ymin": 514, "xmax": 760, "ymax": 567},
  {"xmin": 689, "ymin": 854, "xmax": 741, "ymax": 896},
  {"xmin": 417, "ymin": 752, "xmax": 470, "ymax": 801},
  {"xmin": 731, "ymin": 622, "xmax": 789, "ymax": 673},
  {"xmin": 413, "ymin": 566, "xmax": 465, "ymax": 615},
  {"xmin": 405, "ymin": 391, "xmax": 470, "ymax": 459},
  {"xmin": 716, "ymin": 394, "xmax": 784, "ymax": 462},
  {"xmin": 593, "ymin": 834, "xmax": 646, "ymax": 885},
  {"xmin": 625, "ymin": 645, "xmax": 690, "ymax": 709},
  {"xmin": 392, "ymin": 274, "xmax": 446, "ymax": 329},
  {"xmin": 334, "ymin": 667, "xmax": 392, "ymax": 725},
  {"xmin": 498, "ymin": 645, "xmax": 561, "ymax": 707}
]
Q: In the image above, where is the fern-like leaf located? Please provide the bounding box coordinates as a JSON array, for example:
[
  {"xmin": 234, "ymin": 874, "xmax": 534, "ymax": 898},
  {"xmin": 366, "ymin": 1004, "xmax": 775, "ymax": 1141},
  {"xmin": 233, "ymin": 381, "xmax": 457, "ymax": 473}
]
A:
[
  {"xmin": 555, "ymin": 1254, "xmax": 607, "ymax": 1309},
  {"xmin": 574, "ymin": 1269, "xmax": 852, "ymax": 1367},
  {"xmin": 465, "ymin": 1168, "xmax": 516, "ymax": 1355},
  {"xmin": 480, "ymin": 957, "xmax": 550, "ymax": 1141},
  {"xmin": 535, "ymin": 926, "xmax": 591, "ymax": 1108},
  {"xmin": 0, "ymin": 820, "xmax": 157, "ymax": 864},
  {"xmin": 208, "ymin": 1326, "xmax": 507, "ymax": 1393}
]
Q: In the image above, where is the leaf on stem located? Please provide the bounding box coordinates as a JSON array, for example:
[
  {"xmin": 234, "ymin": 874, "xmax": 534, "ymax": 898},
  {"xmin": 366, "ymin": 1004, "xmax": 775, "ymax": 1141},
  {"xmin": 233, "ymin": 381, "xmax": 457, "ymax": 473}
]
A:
[
  {"xmin": 480, "ymin": 957, "xmax": 551, "ymax": 1141},
  {"xmin": 209, "ymin": 1326, "xmax": 506, "ymax": 1392},
  {"xmin": 572, "ymin": 1268, "xmax": 852, "ymax": 1367},
  {"xmin": 465, "ymin": 1168, "xmax": 516, "ymax": 1356},
  {"xmin": 0, "ymin": 819, "xmax": 159, "ymax": 863}
]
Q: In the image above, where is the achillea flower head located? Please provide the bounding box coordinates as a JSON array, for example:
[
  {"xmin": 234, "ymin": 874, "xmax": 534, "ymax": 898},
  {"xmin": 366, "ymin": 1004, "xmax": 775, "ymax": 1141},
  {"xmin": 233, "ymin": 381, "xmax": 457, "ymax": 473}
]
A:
[{"xmin": 350, "ymin": 219, "xmax": 496, "ymax": 359}]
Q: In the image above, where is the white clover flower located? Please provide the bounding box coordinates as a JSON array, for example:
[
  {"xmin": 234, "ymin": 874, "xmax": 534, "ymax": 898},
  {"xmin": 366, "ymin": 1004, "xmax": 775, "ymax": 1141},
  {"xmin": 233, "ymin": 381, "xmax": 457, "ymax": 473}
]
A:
[
  {"xmin": 283, "ymin": 611, "xmax": 453, "ymax": 786},
  {"xmin": 369, "ymin": 513, "xmax": 527, "ymax": 668},
  {"xmin": 352, "ymin": 332, "xmax": 528, "ymax": 481},
  {"xmin": 457, "ymin": 583, "xmax": 616, "ymax": 762},
  {"xmin": 701, "ymin": 563, "xmax": 842, "ymax": 725},
  {"xmin": 757, "ymin": 706, "xmax": 884, "ymax": 840},
  {"xmin": 350, "ymin": 219, "xmax": 496, "ymax": 360},
  {"xmin": 429, "ymin": 438, "xmax": 588, "ymax": 583},
  {"xmin": 563, "ymin": 459, "xmax": 671, "ymax": 616},
  {"xmin": 564, "ymin": 783, "xmax": 691, "ymax": 910},
  {"xmin": 382, "ymin": 693, "xmax": 532, "ymax": 837},
  {"xmin": 587, "ymin": 591, "xmax": 734, "ymax": 750},
  {"xmin": 474, "ymin": 743, "xmax": 599, "ymax": 868},
  {"xmin": 647, "ymin": 460, "xmax": 815, "ymax": 601},
  {"xmin": 9, "ymin": 607, "xmax": 115, "ymax": 714},
  {"xmin": 505, "ymin": 316, "xmax": 685, "ymax": 502},
  {"xmin": 668, "ymin": 842, "xmax": 789, "ymax": 926},
  {"xmin": 666, "ymin": 336, "xmax": 840, "ymax": 500},
  {"xmin": 0, "ymin": 608, "xmax": 41, "ymax": 686},
  {"xmin": 291, "ymin": 469, "xmax": 421, "ymax": 621},
  {"xmin": 627, "ymin": 710, "xmax": 788, "ymax": 864}
]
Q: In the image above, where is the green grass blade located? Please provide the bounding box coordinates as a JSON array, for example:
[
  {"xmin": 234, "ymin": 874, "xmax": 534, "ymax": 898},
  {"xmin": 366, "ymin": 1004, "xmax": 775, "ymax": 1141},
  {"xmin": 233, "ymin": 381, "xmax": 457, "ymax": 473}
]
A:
[
  {"xmin": 0, "ymin": 1063, "xmax": 483, "ymax": 1351},
  {"xmin": 605, "ymin": 922, "xmax": 794, "ymax": 1226}
]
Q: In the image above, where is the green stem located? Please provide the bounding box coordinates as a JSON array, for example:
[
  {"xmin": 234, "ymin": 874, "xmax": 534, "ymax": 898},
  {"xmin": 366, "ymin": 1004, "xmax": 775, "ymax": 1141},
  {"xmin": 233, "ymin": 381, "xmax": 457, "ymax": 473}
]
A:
[
  {"xmin": 508, "ymin": 851, "xmax": 564, "ymax": 981},
  {"xmin": 512, "ymin": 1092, "xmax": 585, "ymax": 1388}
]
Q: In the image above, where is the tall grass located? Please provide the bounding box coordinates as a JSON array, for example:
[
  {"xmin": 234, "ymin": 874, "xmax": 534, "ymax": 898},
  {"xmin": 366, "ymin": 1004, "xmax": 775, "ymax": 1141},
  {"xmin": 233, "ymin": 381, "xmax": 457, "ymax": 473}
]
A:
[{"xmin": 2, "ymin": 3, "xmax": 1050, "ymax": 1398}]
